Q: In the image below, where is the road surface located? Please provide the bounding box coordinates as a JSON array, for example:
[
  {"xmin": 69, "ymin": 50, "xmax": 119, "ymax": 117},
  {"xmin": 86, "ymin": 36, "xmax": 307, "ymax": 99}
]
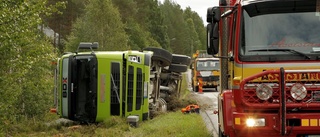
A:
[{"xmin": 185, "ymin": 69, "xmax": 219, "ymax": 137}]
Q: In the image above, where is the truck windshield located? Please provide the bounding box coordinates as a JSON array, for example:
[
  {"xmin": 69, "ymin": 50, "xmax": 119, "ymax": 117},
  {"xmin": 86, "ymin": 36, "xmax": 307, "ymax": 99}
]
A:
[
  {"xmin": 240, "ymin": 0, "xmax": 320, "ymax": 61},
  {"xmin": 196, "ymin": 60, "xmax": 219, "ymax": 71}
]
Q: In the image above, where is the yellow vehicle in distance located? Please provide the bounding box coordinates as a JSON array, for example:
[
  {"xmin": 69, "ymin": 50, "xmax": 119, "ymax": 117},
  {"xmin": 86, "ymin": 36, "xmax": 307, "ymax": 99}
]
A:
[{"xmin": 191, "ymin": 50, "xmax": 220, "ymax": 92}]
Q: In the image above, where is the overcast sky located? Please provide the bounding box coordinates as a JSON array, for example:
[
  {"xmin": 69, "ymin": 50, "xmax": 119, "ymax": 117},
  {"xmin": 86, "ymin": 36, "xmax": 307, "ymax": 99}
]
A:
[{"xmin": 159, "ymin": 0, "xmax": 219, "ymax": 24}]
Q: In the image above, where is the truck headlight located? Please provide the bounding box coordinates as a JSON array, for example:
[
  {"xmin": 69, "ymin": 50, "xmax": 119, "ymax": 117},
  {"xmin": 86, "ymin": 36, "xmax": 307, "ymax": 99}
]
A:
[
  {"xmin": 256, "ymin": 84, "xmax": 273, "ymax": 100},
  {"xmin": 290, "ymin": 83, "xmax": 307, "ymax": 100},
  {"xmin": 246, "ymin": 118, "xmax": 265, "ymax": 127}
]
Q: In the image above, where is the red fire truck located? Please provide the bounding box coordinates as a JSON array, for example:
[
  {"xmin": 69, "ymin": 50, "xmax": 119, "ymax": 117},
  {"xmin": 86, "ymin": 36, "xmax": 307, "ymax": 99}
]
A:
[{"xmin": 206, "ymin": 0, "xmax": 320, "ymax": 136}]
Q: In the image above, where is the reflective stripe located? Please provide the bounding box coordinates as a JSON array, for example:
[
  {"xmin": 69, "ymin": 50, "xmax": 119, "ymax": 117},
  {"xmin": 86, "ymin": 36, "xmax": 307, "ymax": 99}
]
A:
[
  {"xmin": 301, "ymin": 119, "xmax": 309, "ymax": 126},
  {"xmin": 310, "ymin": 119, "xmax": 318, "ymax": 126},
  {"xmin": 235, "ymin": 118, "xmax": 241, "ymax": 125}
]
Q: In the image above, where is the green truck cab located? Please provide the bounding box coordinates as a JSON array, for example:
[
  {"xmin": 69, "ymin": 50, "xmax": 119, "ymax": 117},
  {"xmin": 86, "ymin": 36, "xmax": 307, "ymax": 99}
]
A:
[{"xmin": 54, "ymin": 42, "xmax": 151, "ymax": 123}]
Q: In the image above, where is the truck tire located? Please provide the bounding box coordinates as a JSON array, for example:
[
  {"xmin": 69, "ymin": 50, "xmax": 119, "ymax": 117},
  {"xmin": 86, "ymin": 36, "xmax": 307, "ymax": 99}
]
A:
[
  {"xmin": 144, "ymin": 47, "xmax": 172, "ymax": 67},
  {"xmin": 214, "ymin": 86, "xmax": 218, "ymax": 92},
  {"xmin": 168, "ymin": 64, "xmax": 188, "ymax": 73},
  {"xmin": 219, "ymin": 127, "xmax": 226, "ymax": 137},
  {"xmin": 194, "ymin": 86, "xmax": 199, "ymax": 92},
  {"xmin": 171, "ymin": 54, "xmax": 191, "ymax": 65}
]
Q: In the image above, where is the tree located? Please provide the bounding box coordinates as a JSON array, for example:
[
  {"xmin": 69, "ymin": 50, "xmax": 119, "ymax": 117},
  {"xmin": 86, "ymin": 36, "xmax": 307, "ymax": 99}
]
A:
[
  {"xmin": 185, "ymin": 18, "xmax": 200, "ymax": 56},
  {"xmin": 126, "ymin": 0, "xmax": 168, "ymax": 49},
  {"xmin": 160, "ymin": 0, "xmax": 189, "ymax": 54},
  {"xmin": 44, "ymin": 0, "xmax": 86, "ymax": 53},
  {"xmin": 184, "ymin": 7, "xmax": 206, "ymax": 50},
  {"xmin": 66, "ymin": 0, "xmax": 129, "ymax": 51},
  {"xmin": 112, "ymin": 0, "xmax": 160, "ymax": 50},
  {"xmin": 0, "ymin": 0, "xmax": 60, "ymax": 133}
]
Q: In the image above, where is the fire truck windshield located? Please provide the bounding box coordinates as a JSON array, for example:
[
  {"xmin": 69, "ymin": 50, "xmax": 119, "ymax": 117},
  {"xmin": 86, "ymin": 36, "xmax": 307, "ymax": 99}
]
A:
[{"xmin": 240, "ymin": 0, "xmax": 320, "ymax": 61}]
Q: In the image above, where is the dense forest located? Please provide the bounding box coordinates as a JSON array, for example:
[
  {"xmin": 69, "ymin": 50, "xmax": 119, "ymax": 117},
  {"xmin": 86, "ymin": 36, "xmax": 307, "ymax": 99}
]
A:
[
  {"xmin": 45, "ymin": 0, "xmax": 206, "ymax": 53},
  {"xmin": 0, "ymin": 0, "xmax": 206, "ymax": 133}
]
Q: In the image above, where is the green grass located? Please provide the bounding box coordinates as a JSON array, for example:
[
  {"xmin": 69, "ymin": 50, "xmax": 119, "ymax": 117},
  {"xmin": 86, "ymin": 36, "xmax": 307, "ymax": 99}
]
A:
[
  {"xmin": 10, "ymin": 112, "xmax": 211, "ymax": 137},
  {"xmin": 7, "ymin": 73, "xmax": 211, "ymax": 137},
  {"xmin": 128, "ymin": 112, "xmax": 211, "ymax": 137}
]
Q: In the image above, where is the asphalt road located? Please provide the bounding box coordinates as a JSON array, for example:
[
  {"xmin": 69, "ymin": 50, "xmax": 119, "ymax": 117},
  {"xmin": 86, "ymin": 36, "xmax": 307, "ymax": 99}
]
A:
[
  {"xmin": 185, "ymin": 69, "xmax": 219, "ymax": 137},
  {"xmin": 187, "ymin": 87, "xmax": 219, "ymax": 137}
]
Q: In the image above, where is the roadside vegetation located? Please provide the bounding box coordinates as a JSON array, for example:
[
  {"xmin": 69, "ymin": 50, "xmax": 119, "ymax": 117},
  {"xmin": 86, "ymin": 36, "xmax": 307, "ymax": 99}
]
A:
[
  {"xmin": 1, "ymin": 0, "xmax": 209, "ymax": 136},
  {"xmin": 11, "ymin": 112, "xmax": 210, "ymax": 137},
  {"xmin": 4, "ymin": 74, "xmax": 211, "ymax": 137}
]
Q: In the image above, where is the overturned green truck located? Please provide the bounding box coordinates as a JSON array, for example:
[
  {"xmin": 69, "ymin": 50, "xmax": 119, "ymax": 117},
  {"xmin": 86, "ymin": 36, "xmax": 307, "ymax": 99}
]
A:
[{"xmin": 52, "ymin": 42, "xmax": 191, "ymax": 123}]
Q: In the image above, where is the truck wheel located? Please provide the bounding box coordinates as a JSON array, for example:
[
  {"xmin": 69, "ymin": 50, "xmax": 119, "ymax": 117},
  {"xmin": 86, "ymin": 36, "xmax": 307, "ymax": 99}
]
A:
[
  {"xmin": 168, "ymin": 64, "xmax": 188, "ymax": 73},
  {"xmin": 219, "ymin": 127, "xmax": 226, "ymax": 137},
  {"xmin": 168, "ymin": 80, "xmax": 177, "ymax": 94},
  {"xmin": 194, "ymin": 86, "xmax": 199, "ymax": 92},
  {"xmin": 172, "ymin": 54, "xmax": 191, "ymax": 65},
  {"xmin": 144, "ymin": 47, "xmax": 172, "ymax": 67}
]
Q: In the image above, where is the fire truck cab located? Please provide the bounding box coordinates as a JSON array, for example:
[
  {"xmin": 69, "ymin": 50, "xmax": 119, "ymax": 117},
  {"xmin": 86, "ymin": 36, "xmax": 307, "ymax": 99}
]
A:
[{"xmin": 207, "ymin": 0, "xmax": 320, "ymax": 136}]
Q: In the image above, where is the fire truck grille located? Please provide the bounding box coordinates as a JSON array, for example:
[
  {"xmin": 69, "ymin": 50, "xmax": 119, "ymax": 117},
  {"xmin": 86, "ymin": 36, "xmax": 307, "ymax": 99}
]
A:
[{"xmin": 241, "ymin": 70, "xmax": 320, "ymax": 108}]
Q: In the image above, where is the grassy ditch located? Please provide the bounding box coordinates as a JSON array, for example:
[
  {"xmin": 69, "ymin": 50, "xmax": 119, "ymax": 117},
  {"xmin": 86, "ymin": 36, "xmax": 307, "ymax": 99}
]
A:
[
  {"xmin": 7, "ymin": 72, "xmax": 211, "ymax": 137},
  {"xmin": 11, "ymin": 112, "xmax": 210, "ymax": 137}
]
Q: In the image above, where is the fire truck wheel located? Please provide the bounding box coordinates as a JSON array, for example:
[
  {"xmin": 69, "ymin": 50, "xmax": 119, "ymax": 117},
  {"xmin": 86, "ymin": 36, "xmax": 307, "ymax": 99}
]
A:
[
  {"xmin": 171, "ymin": 54, "xmax": 191, "ymax": 65},
  {"xmin": 143, "ymin": 47, "xmax": 172, "ymax": 67},
  {"xmin": 168, "ymin": 64, "xmax": 188, "ymax": 73}
]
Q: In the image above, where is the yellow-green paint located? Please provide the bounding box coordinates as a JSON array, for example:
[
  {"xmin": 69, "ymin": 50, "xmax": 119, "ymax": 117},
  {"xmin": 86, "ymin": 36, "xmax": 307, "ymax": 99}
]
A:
[{"xmin": 55, "ymin": 50, "xmax": 151, "ymax": 122}]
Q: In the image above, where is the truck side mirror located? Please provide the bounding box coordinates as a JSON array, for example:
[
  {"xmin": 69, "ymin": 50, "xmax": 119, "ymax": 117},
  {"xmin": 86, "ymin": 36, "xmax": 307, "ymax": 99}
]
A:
[
  {"xmin": 207, "ymin": 7, "xmax": 220, "ymax": 23},
  {"xmin": 207, "ymin": 23, "xmax": 219, "ymax": 55},
  {"xmin": 206, "ymin": 7, "xmax": 220, "ymax": 55}
]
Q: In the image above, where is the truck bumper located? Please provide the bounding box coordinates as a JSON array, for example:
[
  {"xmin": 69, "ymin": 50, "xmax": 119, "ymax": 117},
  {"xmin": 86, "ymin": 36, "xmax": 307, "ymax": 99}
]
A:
[
  {"xmin": 232, "ymin": 112, "xmax": 320, "ymax": 137},
  {"xmin": 202, "ymin": 81, "xmax": 219, "ymax": 87}
]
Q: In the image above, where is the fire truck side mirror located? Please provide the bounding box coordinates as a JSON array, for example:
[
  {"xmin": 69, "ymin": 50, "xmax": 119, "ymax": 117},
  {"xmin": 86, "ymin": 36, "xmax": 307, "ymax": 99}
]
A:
[
  {"xmin": 207, "ymin": 7, "xmax": 220, "ymax": 23},
  {"xmin": 207, "ymin": 23, "xmax": 219, "ymax": 55}
]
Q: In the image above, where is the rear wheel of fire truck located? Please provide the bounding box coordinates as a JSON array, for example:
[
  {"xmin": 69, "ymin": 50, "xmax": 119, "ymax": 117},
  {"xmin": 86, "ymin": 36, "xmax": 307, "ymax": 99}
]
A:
[
  {"xmin": 171, "ymin": 54, "xmax": 191, "ymax": 65},
  {"xmin": 143, "ymin": 47, "xmax": 172, "ymax": 67},
  {"xmin": 168, "ymin": 64, "xmax": 188, "ymax": 73}
]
